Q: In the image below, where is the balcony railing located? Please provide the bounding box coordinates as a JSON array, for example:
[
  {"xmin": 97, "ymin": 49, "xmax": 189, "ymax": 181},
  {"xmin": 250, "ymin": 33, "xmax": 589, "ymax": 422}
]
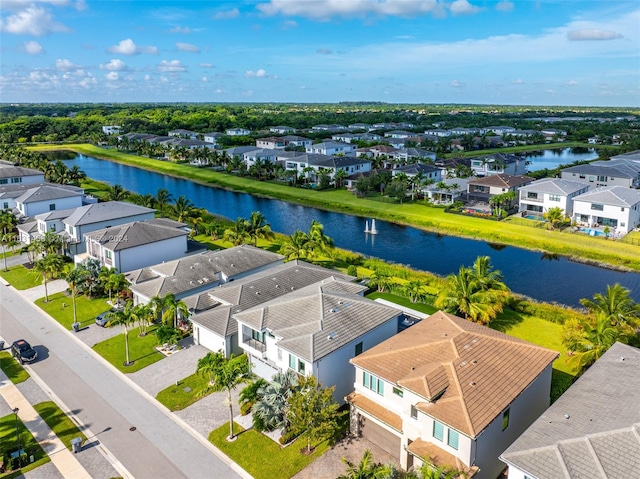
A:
[
  {"xmin": 524, "ymin": 195, "xmax": 543, "ymax": 203},
  {"xmin": 242, "ymin": 335, "xmax": 266, "ymax": 353}
]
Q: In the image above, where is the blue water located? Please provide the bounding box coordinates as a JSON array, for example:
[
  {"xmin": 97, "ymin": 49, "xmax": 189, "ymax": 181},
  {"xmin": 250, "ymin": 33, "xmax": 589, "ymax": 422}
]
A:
[
  {"xmin": 63, "ymin": 154, "xmax": 640, "ymax": 307},
  {"xmin": 523, "ymin": 148, "xmax": 598, "ymax": 172}
]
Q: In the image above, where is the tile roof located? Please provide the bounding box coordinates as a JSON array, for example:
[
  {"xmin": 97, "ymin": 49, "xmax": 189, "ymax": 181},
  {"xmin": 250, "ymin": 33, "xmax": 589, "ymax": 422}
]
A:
[
  {"xmin": 16, "ymin": 185, "xmax": 84, "ymax": 203},
  {"xmin": 84, "ymin": 220, "xmax": 187, "ymax": 251},
  {"xmin": 501, "ymin": 342, "xmax": 640, "ymax": 479},
  {"xmin": 63, "ymin": 201, "xmax": 155, "ymax": 226},
  {"xmin": 562, "ymin": 163, "xmax": 632, "ymax": 178},
  {"xmin": 573, "ymin": 185, "xmax": 640, "ymax": 207},
  {"xmin": 346, "ymin": 392, "xmax": 402, "ymax": 431},
  {"xmin": 351, "ymin": 311, "xmax": 558, "ymax": 438},
  {"xmin": 407, "ymin": 439, "xmax": 479, "ymax": 477},
  {"xmin": 0, "ymin": 165, "xmax": 44, "ymax": 178},
  {"xmin": 233, "ymin": 278, "xmax": 398, "ymax": 362},
  {"xmin": 518, "ymin": 178, "xmax": 589, "ymax": 196},
  {"xmin": 468, "ymin": 173, "xmax": 532, "ymax": 189}
]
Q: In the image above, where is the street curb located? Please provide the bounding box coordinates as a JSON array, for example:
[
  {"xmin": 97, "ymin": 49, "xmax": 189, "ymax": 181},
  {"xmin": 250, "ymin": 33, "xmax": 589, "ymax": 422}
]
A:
[{"xmin": 11, "ymin": 284, "xmax": 254, "ymax": 479}]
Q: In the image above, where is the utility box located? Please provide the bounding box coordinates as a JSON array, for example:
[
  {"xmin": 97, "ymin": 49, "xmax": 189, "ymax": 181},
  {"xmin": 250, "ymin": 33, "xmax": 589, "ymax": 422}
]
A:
[{"xmin": 71, "ymin": 437, "xmax": 82, "ymax": 453}]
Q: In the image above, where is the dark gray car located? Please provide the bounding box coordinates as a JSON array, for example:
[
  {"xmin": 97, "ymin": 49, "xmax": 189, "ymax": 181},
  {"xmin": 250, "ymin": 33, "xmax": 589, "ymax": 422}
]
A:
[{"xmin": 11, "ymin": 339, "xmax": 38, "ymax": 364}]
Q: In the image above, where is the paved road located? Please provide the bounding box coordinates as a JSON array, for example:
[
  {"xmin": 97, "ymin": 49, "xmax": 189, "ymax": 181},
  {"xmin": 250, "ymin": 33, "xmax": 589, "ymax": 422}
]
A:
[{"xmin": 0, "ymin": 283, "xmax": 246, "ymax": 479}]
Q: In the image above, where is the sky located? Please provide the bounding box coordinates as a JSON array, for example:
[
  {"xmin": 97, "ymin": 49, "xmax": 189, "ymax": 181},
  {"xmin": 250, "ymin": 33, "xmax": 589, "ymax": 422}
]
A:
[{"xmin": 1, "ymin": 0, "xmax": 639, "ymax": 107}]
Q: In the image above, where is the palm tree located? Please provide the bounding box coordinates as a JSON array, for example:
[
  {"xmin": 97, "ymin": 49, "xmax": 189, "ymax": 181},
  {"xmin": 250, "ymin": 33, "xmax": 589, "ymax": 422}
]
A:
[
  {"xmin": 334, "ymin": 168, "xmax": 348, "ymax": 188},
  {"xmin": 131, "ymin": 303, "xmax": 153, "ymax": 337},
  {"xmin": 308, "ymin": 220, "xmax": 334, "ymax": 256},
  {"xmin": 338, "ymin": 449, "xmax": 389, "ymax": 479},
  {"xmin": 470, "ymin": 256, "xmax": 509, "ymax": 294},
  {"xmin": 104, "ymin": 272, "xmax": 129, "ymax": 307},
  {"xmin": 197, "ymin": 352, "xmax": 251, "ymax": 441},
  {"xmin": 368, "ymin": 270, "xmax": 393, "ymax": 293},
  {"xmin": 173, "ymin": 195, "xmax": 195, "ymax": 223},
  {"xmin": 105, "ymin": 302, "xmax": 136, "ymax": 366},
  {"xmin": 223, "ymin": 218, "xmax": 250, "ymax": 246},
  {"xmin": 279, "ymin": 230, "xmax": 313, "ymax": 261},
  {"xmin": 252, "ymin": 370, "xmax": 299, "ymax": 431},
  {"xmin": 579, "ymin": 283, "xmax": 640, "ymax": 328},
  {"xmin": 246, "ymin": 211, "xmax": 274, "ymax": 246},
  {"xmin": 403, "ymin": 280, "xmax": 425, "ymax": 303},
  {"xmin": 154, "ymin": 293, "xmax": 189, "ymax": 329},
  {"xmin": 542, "ymin": 206, "xmax": 566, "ymax": 230},
  {"xmin": 32, "ymin": 254, "xmax": 65, "ymax": 302},
  {"xmin": 66, "ymin": 266, "xmax": 90, "ymax": 326},
  {"xmin": 239, "ymin": 378, "xmax": 268, "ymax": 415},
  {"xmin": 2, "ymin": 231, "xmax": 19, "ymax": 272},
  {"xmin": 565, "ymin": 313, "xmax": 620, "ymax": 373},
  {"xmin": 154, "ymin": 188, "xmax": 173, "ymax": 213},
  {"xmin": 105, "ymin": 183, "xmax": 129, "ymax": 201}
]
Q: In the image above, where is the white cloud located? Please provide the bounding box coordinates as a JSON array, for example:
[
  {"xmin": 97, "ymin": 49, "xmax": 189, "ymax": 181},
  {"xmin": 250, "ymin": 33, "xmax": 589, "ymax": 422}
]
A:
[
  {"xmin": 567, "ymin": 29, "xmax": 623, "ymax": 41},
  {"xmin": 158, "ymin": 59, "xmax": 186, "ymax": 72},
  {"xmin": 169, "ymin": 26, "xmax": 191, "ymax": 34},
  {"xmin": 55, "ymin": 58, "xmax": 77, "ymax": 71},
  {"xmin": 23, "ymin": 40, "xmax": 43, "ymax": 54},
  {"xmin": 567, "ymin": 79, "xmax": 578, "ymax": 86},
  {"xmin": 199, "ymin": 63, "xmax": 215, "ymax": 68},
  {"xmin": 257, "ymin": 0, "xmax": 446, "ymax": 20},
  {"xmin": 495, "ymin": 1, "xmax": 513, "ymax": 12},
  {"xmin": 449, "ymin": 0, "xmax": 480, "ymax": 16},
  {"xmin": 213, "ymin": 8, "xmax": 239, "ymax": 20},
  {"xmin": 100, "ymin": 59, "xmax": 126, "ymax": 71},
  {"xmin": 0, "ymin": 5, "xmax": 69, "ymax": 36},
  {"xmin": 215, "ymin": 88, "xmax": 223, "ymax": 94},
  {"xmin": 511, "ymin": 78, "xmax": 524, "ymax": 84},
  {"xmin": 107, "ymin": 39, "xmax": 158, "ymax": 55},
  {"xmin": 245, "ymin": 68, "xmax": 267, "ymax": 77},
  {"xmin": 201, "ymin": 76, "xmax": 208, "ymax": 82},
  {"xmin": 144, "ymin": 74, "xmax": 151, "ymax": 81},
  {"xmin": 317, "ymin": 48, "xmax": 332, "ymax": 55},
  {"xmin": 105, "ymin": 71, "xmax": 119, "ymax": 81},
  {"xmin": 450, "ymin": 79, "xmax": 464, "ymax": 88},
  {"xmin": 282, "ymin": 20, "xmax": 298, "ymax": 28},
  {"xmin": 545, "ymin": 89, "xmax": 555, "ymax": 94},
  {"xmin": 176, "ymin": 42, "xmax": 200, "ymax": 53}
]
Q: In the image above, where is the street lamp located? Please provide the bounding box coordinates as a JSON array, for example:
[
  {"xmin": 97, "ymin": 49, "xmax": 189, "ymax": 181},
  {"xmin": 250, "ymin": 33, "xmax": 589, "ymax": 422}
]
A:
[{"xmin": 12, "ymin": 407, "xmax": 21, "ymax": 467}]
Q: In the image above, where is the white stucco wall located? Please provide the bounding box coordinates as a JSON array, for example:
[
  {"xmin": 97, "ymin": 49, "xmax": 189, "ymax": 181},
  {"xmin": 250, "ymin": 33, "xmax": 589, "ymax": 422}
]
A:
[
  {"xmin": 114, "ymin": 235, "xmax": 187, "ymax": 273},
  {"xmin": 71, "ymin": 211, "xmax": 156, "ymax": 243},
  {"xmin": 561, "ymin": 171, "xmax": 632, "ymax": 188},
  {"xmin": 20, "ymin": 195, "xmax": 83, "ymax": 217},
  {"xmin": 572, "ymin": 199, "xmax": 640, "ymax": 234}
]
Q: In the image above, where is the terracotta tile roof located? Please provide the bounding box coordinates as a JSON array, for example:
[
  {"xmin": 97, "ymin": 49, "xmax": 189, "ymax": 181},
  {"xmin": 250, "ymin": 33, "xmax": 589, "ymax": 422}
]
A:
[
  {"xmin": 468, "ymin": 173, "xmax": 532, "ymax": 189},
  {"xmin": 351, "ymin": 311, "xmax": 558, "ymax": 438},
  {"xmin": 346, "ymin": 392, "xmax": 402, "ymax": 432},
  {"xmin": 407, "ymin": 439, "xmax": 479, "ymax": 477}
]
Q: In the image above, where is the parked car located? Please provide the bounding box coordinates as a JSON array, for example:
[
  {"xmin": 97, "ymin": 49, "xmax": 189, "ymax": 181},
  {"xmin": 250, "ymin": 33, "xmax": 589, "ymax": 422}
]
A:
[
  {"xmin": 11, "ymin": 339, "xmax": 38, "ymax": 364},
  {"xmin": 95, "ymin": 310, "xmax": 115, "ymax": 327}
]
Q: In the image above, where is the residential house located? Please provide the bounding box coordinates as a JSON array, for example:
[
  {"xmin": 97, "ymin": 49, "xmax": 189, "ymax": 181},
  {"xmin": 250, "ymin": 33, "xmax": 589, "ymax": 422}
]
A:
[
  {"xmin": 348, "ymin": 123, "xmax": 373, "ymax": 131},
  {"xmin": 540, "ymin": 128, "xmax": 567, "ymax": 141},
  {"xmin": 102, "ymin": 125, "xmax": 121, "ymax": 135},
  {"xmin": 83, "ymin": 219, "xmax": 189, "ymax": 272},
  {"xmin": 424, "ymin": 129, "xmax": 451, "ymax": 137},
  {"xmin": 332, "ymin": 132, "xmax": 382, "ymax": 144},
  {"xmin": 481, "ymin": 126, "xmax": 515, "ymax": 135},
  {"xmin": 560, "ymin": 164, "xmax": 636, "ymax": 188},
  {"xmin": 234, "ymin": 273, "xmax": 403, "ymax": 403},
  {"xmin": 518, "ymin": 178, "xmax": 590, "ymax": 217},
  {"xmin": 372, "ymin": 123, "xmax": 396, "ymax": 131},
  {"xmin": 500, "ymin": 342, "xmax": 640, "ymax": 479},
  {"xmin": 348, "ymin": 311, "xmax": 558, "ymax": 478},
  {"xmin": 203, "ymin": 132, "xmax": 223, "ymax": 145},
  {"xmin": 283, "ymin": 154, "xmax": 371, "ymax": 181},
  {"xmin": 365, "ymin": 145, "xmax": 400, "ymax": 160},
  {"xmin": 188, "ymin": 260, "xmax": 357, "ymax": 365},
  {"xmin": 571, "ymin": 186, "xmax": 640, "ymax": 234},
  {"xmin": 18, "ymin": 207, "xmax": 79, "ymax": 244},
  {"xmin": 224, "ymin": 146, "xmax": 261, "ymax": 160},
  {"xmin": 610, "ymin": 149, "xmax": 640, "ymax": 162},
  {"xmin": 385, "ymin": 130, "xmax": 415, "ymax": 139},
  {"xmin": 125, "ymin": 245, "xmax": 284, "ymax": 305},
  {"xmin": 422, "ymin": 178, "xmax": 469, "ymax": 205},
  {"xmin": 281, "ymin": 135, "xmax": 312, "ymax": 149},
  {"xmin": 306, "ymin": 141, "xmax": 357, "ymax": 157},
  {"xmin": 256, "ymin": 137, "xmax": 286, "ymax": 150},
  {"xmin": 242, "ymin": 149, "xmax": 279, "ymax": 168},
  {"xmin": 225, "ymin": 128, "xmax": 251, "ymax": 136},
  {"xmin": 0, "ymin": 163, "xmax": 46, "ymax": 185},
  {"xmin": 448, "ymin": 127, "xmax": 480, "ymax": 136},
  {"xmin": 390, "ymin": 148, "xmax": 436, "ymax": 163},
  {"xmin": 270, "ymin": 126, "xmax": 296, "ymax": 134},
  {"xmin": 469, "ymin": 153, "xmax": 528, "ymax": 177},
  {"xmin": 392, "ymin": 163, "xmax": 442, "ymax": 182},
  {"xmin": 467, "ymin": 174, "xmax": 533, "ymax": 212},
  {"xmin": 15, "ymin": 184, "xmax": 86, "ymax": 218},
  {"xmin": 62, "ymin": 201, "xmax": 156, "ymax": 256},
  {"xmin": 168, "ymin": 129, "xmax": 199, "ymax": 139}
]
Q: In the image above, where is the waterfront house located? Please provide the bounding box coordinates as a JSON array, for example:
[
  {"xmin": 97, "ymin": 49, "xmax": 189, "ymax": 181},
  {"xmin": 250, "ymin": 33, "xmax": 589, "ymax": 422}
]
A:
[
  {"xmin": 500, "ymin": 342, "xmax": 640, "ymax": 479},
  {"xmin": 518, "ymin": 178, "xmax": 590, "ymax": 217},
  {"xmin": 560, "ymin": 163, "xmax": 636, "ymax": 188},
  {"xmin": 255, "ymin": 137, "xmax": 286, "ymax": 150},
  {"xmin": 282, "ymin": 153, "xmax": 371, "ymax": 182},
  {"xmin": 15, "ymin": 184, "xmax": 86, "ymax": 218},
  {"xmin": 306, "ymin": 140, "xmax": 357, "ymax": 157},
  {"xmin": 348, "ymin": 311, "xmax": 558, "ymax": 478},
  {"xmin": 0, "ymin": 163, "xmax": 46, "ymax": 185},
  {"xmin": 469, "ymin": 153, "xmax": 527, "ymax": 177},
  {"xmin": 225, "ymin": 128, "xmax": 251, "ymax": 136},
  {"xmin": 571, "ymin": 185, "xmax": 640, "ymax": 234},
  {"xmin": 467, "ymin": 174, "xmax": 533, "ymax": 212}
]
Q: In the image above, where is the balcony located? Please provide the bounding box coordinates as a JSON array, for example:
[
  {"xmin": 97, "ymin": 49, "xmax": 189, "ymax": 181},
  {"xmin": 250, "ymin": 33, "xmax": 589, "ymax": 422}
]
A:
[
  {"xmin": 242, "ymin": 335, "xmax": 266, "ymax": 355},
  {"xmin": 524, "ymin": 195, "xmax": 543, "ymax": 203}
]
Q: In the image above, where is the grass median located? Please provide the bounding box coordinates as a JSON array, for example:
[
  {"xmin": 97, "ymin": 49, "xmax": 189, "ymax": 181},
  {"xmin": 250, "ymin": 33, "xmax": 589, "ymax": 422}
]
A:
[
  {"xmin": 0, "ymin": 413, "xmax": 49, "ymax": 478},
  {"xmin": 0, "ymin": 265, "xmax": 42, "ymax": 290},
  {"xmin": 32, "ymin": 401, "xmax": 87, "ymax": 451},
  {"xmin": 0, "ymin": 352, "xmax": 30, "ymax": 384}
]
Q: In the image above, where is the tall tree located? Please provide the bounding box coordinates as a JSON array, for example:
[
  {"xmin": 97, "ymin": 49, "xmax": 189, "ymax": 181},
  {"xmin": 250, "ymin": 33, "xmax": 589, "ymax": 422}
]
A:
[
  {"xmin": 66, "ymin": 266, "xmax": 90, "ymax": 326},
  {"xmin": 579, "ymin": 283, "xmax": 640, "ymax": 328},
  {"xmin": 105, "ymin": 302, "xmax": 136, "ymax": 366},
  {"xmin": 286, "ymin": 375, "xmax": 339, "ymax": 454},
  {"xmin": 197, "ymin": 352, "xmax": 251, "ymax": 441},
  {"xmin": 31, "ymin": 253, "xmax": 65, "ymax": 302},
  {"xmin": 279, "ymin": 230, "xmax": 313, "ymax": 261},
  {"xmin": 154, "ymin": 188, "xmax": 173, "ymax": 213},
  {"xmin": 105, "ymin": 183, "xmax": 129, "ymax": 201},
  {"xmin": 223, "ymin": 218, "xmax": 250, "ymax": 246},
  {"xmin": 308, "ymin": 220, "xmax": 334, "ymax": 256},
  {"xmin": 246, "ymin": 211, "xmax": 275, "ymax": 246}
]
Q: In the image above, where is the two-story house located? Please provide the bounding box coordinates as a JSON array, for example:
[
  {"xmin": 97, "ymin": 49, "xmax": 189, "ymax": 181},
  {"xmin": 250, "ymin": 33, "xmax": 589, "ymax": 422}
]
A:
[
  {"xmin": 0, "ymin": 163, "xmax": 46, "ymax": 186},
  {"xmin": 560, "ymin": 164, "xmax": 636, "ymax": 188},
  {"xmin": 62, "ymin": 201, "xmax": 156, "ymax": 256},
  {"xmin": 203, "ymin": 132, "xmax": 223, "ymax": 145},
  {"xmin": 348, "ymin": 311, "xmax": 558, "ymax": 478},
  {"xmin": 83, "ymin": 219, "xmax": 189, "ymax": 272},
  {"xmin": 270, "ymin": 126, "xmax": 296, "ymax": 134},
  {"xmin": 15, "ymin": 184, "xmax": 86, "ymax": 218},
  {"xmin": 571, "ymin": 185, "xmax": 640, "ymax": 234},
  {"xmin": 225, "ymin": 128, "xmax": 251, "ymax": 136},
  {"xmin": 518, "ymin": 178, "xmax": 590, "ymax": 217},
  {"xmin": 168, "ymin": 129, "xmax": 199, "ymax": 139},
  {"xmin": 469, "ymin": 154, "xmax": 527, "ymax": 177},
  {"xmin": 501, "ymin": 342, "xmax": 640, "ymax": 479},
  {"xmin": 306, "ymin": 141, "xmax": 357, "ymax": 157},
  {"xmin": 467, "ymin": 174, "xmax": 533, "ymax": 212},
  {"xmin": 255, "ymin": 137, "xmax": 286, "ymax": 150}
]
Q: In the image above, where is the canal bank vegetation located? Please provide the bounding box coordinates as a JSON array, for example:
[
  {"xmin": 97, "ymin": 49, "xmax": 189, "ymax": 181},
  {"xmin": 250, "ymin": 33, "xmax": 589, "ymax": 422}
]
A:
[{"xmin": 29, "ymin": 143, "xmax": 640, "ymax": 272}]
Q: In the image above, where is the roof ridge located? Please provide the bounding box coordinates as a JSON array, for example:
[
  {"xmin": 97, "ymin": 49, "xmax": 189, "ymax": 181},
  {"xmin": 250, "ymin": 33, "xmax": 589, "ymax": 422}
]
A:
[
  {"xmin": 446, "ymin": 361, "xmax": 475, "ymax": 436},
  {"xmin": 583, "ymin": 437, "xmax": 608, "ymax": 479}
]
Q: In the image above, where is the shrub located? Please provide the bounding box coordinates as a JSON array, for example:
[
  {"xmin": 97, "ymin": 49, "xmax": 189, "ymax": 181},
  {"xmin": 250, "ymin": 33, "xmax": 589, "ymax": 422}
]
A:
[
  {"xmin": 278, "ymin": 428, "xmax": 300, "ymax": 446},
  {"xmin": 252, "ymin": 412, "xmax": 268, "ymax": 432},
  {"xmin": 346, "ymin": 265, "xmax": 358, "ymax": 277}
]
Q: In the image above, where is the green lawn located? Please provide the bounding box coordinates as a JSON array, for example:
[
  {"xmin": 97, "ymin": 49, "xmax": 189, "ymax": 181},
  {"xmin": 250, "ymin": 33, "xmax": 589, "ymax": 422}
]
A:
[
  {"xmin": 209, "ymin": 423, "xmax": 332, "ymax": 479},
  {"xmin": 0, "ymin": 352, "xmax": 30, "ymax": 384},
  {"xmin": 365, "ymin": 292, "xmax": 439, "ymax": 315},
  {"xmin": 92, "ymin": 326, "xmax": 164, "ymax": 373},
  {"xmin": 35, "ymin": 292, "xmax": 112, "ymax": 330},
  {"xmin": 0, "ymin": 413, "xmax": 49, "ymax": 478},
  {"xmin": 32, "ymin": 402, "xmax": 87, "ymax": 451},
  {"xmin": 0, "ymin": 265, "xmax": 43, "ymax": 290},
  {"xmin": 156, "ymin": 372, "xmax": 211, "ymax": 411}
]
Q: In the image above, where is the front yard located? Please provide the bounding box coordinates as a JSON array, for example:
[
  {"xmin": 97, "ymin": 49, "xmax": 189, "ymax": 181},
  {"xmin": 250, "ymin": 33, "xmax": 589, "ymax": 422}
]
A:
[
  {"xmin": 92, "ymin": 326, "xmax": 164, "ymax": 373},
  {"xmin": 35, "ymin": 292, "xmax": 112, "ymax": 330},
  {"xmin": 0, "ymin": 413, "xmax": 49, "ymax": 478},
  {"xmin": 156, "ymin": 372, "xmax": 211, "ymax": 411},
  {"xmin": 0, "ymin": 265, "xmax": 42, "ymax": 290}
]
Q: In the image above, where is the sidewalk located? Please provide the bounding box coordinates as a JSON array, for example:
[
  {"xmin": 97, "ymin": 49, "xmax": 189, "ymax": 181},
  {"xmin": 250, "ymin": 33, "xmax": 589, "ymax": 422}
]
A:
[{"xmin": 0, "ymin": 370, "xmax": 91, "ymax": 479}]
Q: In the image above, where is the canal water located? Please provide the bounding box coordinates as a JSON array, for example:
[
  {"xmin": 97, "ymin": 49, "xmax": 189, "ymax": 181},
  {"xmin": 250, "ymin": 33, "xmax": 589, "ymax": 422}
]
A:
[
  {"xmin": 62, "ymin": 153, "xmax": 640, "ymax": 307},
  {"xmin": 521, "ymin": 147, "xmax": 598, "ymax": 172}
]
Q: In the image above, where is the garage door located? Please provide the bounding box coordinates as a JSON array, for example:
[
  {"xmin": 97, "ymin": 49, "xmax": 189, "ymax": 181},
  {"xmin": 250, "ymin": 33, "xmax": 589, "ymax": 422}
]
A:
[{"xmin": 360, "ymin": 415, "xmax": 401, "ymax": 460}]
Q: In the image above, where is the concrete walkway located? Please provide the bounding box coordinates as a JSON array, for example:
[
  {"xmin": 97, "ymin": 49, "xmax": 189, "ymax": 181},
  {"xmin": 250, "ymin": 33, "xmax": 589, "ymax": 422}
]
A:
[
  {"xmin": 0, "ymin": 371, "xmax": 92, "ymax": 479},
  {"xmin": 20, "ymin": 279, "xmax": 69, "ymax": 303}
]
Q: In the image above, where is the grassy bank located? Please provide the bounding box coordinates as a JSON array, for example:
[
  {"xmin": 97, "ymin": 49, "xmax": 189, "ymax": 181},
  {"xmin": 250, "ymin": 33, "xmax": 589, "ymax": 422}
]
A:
[
  {"xmin": 32, "ymin": 401, "xmax": 87, "ymax": 451},
  {"xmin": 29, "ymin": 144, "xmax": 640, "ymax": 271}
]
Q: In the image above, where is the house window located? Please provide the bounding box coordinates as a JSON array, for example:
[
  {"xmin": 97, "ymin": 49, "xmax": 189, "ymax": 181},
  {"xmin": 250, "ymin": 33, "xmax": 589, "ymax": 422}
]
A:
[
  {"xmin": 298, "ymin": 359, "xmax": 305, "ymax": 374},
  {"xmin": 363, "ymin": 372, "xmax": 384, "ymax": 396},
  {"xmin": 50, "ymin": 224, "xmax": 56, "ymax": 232},
  {"xmin": 252, "ymin": 329, "xmax": 264, "ymax": 343},
  {"xmin": 277, "ymin": 348, "xmax": 282, "ymax": 361},
  {"xmin": 549, "ymin": 195, "xmax": 560, "ymax": 202},
  {"xmin": 591, "ymin": 203, "xmax": 604, "ymax": 211},
  {"xmin": 392, "ymin": 387, "xmax": 403, "ymax": 397},
  {"xmin": 447, "ymin": 429, "xmax": 459, "ymax": 450},
  {"xmin": 433, "ymin": 421, "xmax": 444, "ymax": 441},
  {"xmin": 0, "ymin": 179, "xmax": 7, "ymax": 184},
  {"xmin": 621, "ymin": 207, "xmax": 625, "ymax": 212},
  {"xmin": 49, "ymin": 204, "xmax": 56, "ymax": 211},
  {"xmin": 2, "ymin": 202, "xmax": 7, "ymax": 209},
  {"xmin": 105, "ymin": 250, "xmax": 112, "ymax": 259},
  {"xmin": 355, "ymin": 342, "xmax": 363, "ymax": 356},
  {"xmin": 588, "ymin": 176, "xmax": 595, "ymax": 182},
  {"xmin": 11, "ymin": 177, "xmax": 22, "ymax": 183},
  {"xmin": 502, "ymin": 408, "xmax": 510, "ymax": 431},
  {"xmin": 410, "ymin": 405, "xmax": 418, "ymax": 419},
  {"xmin": 289, "ymin": 354, "xmax": 296, "ymax": 370},
  {"xmin": 527, "ymin": 192, "xmax": 538, "ymax": 199}
]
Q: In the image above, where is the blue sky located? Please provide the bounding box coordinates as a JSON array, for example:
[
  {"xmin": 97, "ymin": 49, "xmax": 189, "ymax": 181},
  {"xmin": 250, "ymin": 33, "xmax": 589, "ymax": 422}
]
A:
[{"xmin": 1, "ymin": 0, "xmax": 638, "ymax": 106}]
